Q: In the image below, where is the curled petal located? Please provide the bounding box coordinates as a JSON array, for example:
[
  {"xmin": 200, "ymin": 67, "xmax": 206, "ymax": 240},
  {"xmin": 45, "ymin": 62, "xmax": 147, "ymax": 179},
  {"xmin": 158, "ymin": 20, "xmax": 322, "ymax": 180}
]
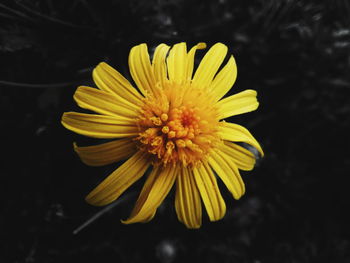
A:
[
  {"xmin": 122, "ymin": 165, "xmax": 178, "ymax": 224},
  {"xmin": 219, "ymin": 122, "xmax": 264, "ymax": 157},
  {"xmin": 218, "ymin": 141, "xmax": 256, "ymax": 171},
  {"xmin": 208, "ymin": 150, "xmax": 245, "ymax": 199},
  {"xmin": 186, "ymin": 42, "xmax": 207, "ymax": 81}
]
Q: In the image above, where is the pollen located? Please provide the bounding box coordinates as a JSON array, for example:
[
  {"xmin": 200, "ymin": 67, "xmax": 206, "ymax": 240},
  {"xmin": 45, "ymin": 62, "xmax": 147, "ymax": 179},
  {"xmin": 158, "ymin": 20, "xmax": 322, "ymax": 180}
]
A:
[{"xmin": 136, "ymin": 83, "xmax": 220, "ymax": 166}]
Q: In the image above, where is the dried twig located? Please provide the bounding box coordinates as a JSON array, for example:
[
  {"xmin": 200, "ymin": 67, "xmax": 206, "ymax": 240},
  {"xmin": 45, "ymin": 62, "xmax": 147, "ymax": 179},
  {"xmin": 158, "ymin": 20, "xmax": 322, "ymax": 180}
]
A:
[
  {"xmin": 14, "ymin": 0, "xmax": 97, "ymax": 30},
  {"xmin": 0, "ymin": 80, "xmax": 80, "ymax": 89},
  {"xmin": 73, "ymin": 192, "xmax": 137, "ymax": 235},
  {"xmin": 0, "ymin": 2, "xmax": 36, "ymax": 21}
]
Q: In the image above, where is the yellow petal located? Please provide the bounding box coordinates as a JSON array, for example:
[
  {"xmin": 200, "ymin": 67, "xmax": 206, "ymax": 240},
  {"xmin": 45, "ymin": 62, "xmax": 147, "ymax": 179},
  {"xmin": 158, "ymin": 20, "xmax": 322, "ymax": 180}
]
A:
[
  {"xmin": 122, "ymin": 164, "xmax": 178, "ymax": 224},
  {"xmin": 129, "ymin": 44, "xmax": 156, "ymax": 96},
  {"xmin": 61, "ymin": 112, "xmax": 139, "ymax": 139},
  {"xmin": 152, "ymin": 43, "xmax": 171, "ymax": 87},
  {"xmin": 85, "ymin": 151, "xmax": 150, "ymax": 206},
  {"xmin": 217, "ymin": 149, "xmax": 246, "ymax": 195},
  {"xmin": 167, "ymin": 43, "xmax": 187, "ymax": 84},
  {"xmin": 216, "ymin": 89, "xmax": 259, "ymax": 119},
  {"xmin": 122, "ymin": 167, "xmax": 159, "ymax": 224},
  {"xmin": 192, "ymin": 43, "xmax": 228, "ymax": 88},
  {"xmin": 186, "ymin": 42, "xmax": 206, "ymax": 81},
  {"xmin": 74, "ymin": 86, "xmax": 140, "ymax": 118},
  {"xmin": 208, "ymin": 150, "xmax": 244, "ymax": 199},
  {"xmin": 73, "ymin": 138, "xmax": 136, "ymax": 167},
  {"xmin": 175, "ymin": 166, "xmax": 202, "ymax": 229},
  {"xmin": 210, "ymin": 55, "xmax": 237, "ymax": 101},
  {"xmin": 218, "ymin": 141, "xmax": 256, "ymax": 171},
  {"xmin": 193, "ymin": 162, "xmax": 226, "ymax": 221},
  {"xmin": 219, "ymin": 122, "xmax": 264, "ymax": 157},
  {"xmin": 93, "ymin": 62, "xmax": 142, "ymax": 105}
]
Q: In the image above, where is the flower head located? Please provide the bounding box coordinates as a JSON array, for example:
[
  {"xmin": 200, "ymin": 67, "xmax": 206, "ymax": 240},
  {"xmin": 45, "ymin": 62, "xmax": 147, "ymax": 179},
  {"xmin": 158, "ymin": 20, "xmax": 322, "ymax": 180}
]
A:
[{"xmin": 61, "ymin": 42, "xmax": 264, "ymax": 228}]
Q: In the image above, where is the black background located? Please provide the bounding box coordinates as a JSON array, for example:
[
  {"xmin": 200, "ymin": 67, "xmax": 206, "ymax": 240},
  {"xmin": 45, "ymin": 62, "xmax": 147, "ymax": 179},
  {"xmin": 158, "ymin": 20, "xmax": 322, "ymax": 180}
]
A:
[{"xmin": 1, "ymin": 0, "xmax": 349, "ymax": 262}]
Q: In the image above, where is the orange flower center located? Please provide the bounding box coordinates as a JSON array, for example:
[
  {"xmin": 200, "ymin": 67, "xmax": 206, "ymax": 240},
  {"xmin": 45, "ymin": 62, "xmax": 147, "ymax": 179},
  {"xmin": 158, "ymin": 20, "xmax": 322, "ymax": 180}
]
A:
[{"xmin": 136, "ymin": 82, "xmax": 220, "ymax": 166}]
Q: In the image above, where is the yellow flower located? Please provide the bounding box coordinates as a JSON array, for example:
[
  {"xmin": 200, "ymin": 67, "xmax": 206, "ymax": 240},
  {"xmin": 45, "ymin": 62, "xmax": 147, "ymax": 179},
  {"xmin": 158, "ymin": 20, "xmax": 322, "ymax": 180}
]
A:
[{"xmin": 61, "ymin": 42, "xmax": 264, "ymax": 229}]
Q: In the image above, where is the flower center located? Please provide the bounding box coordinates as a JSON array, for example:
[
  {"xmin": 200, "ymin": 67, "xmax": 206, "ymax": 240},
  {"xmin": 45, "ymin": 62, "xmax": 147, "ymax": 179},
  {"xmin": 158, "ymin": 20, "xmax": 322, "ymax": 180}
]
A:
[{"xmin": 136, "ymin": 82, "xmax": 220, "ymax": 167}]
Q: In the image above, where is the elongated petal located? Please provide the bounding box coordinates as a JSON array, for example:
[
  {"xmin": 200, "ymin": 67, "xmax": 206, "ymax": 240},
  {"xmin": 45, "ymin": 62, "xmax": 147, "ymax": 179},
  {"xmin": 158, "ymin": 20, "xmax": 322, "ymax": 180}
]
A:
[
  {"xmin": 129, "ymin": 44, "xmax": 156, "ymax": 96},
  {"xmin": 167, "ymin": 43, "xmax": 187, "ymax": 84},
  {"xmin": 152, "ymin": 43, "xmax": 171, "ymax": 87},
  {"xmin": 216, "ymin": 149, "xmax": 246, "ymax": 195},
  {"xmin": 216, "ymin": 90, "xmax": 259, "ymax": 119},
  {"xmin": 74, "ymin": 86, "xmax": 140, "ymax": 118},
  {"xmin": 86, "ymin": 151, "xmax": 150, "ymax": 206},
  {"xmin": 122, "ymin": 167, "xmax": 159, "ymax": 224},
  {"xmin": 93, "ymin": 62, "xmax": 142, "ymax": 105},
  {"xmin": 175, "ymin": 166, "xmax": 202, "ymax": 229},
  {"xmin": 210, "ymin": 55, "xmax": 237, "ymax": 101},
  {"xmin": 208, "ymin": 150, "xmax": 244, "ymax": 199},
  {"xmin": 218, "ymin": 141, "xmax": 256, "ymax": 171},
  {"xmin": 193, "ymin": 162, "xmax": 226, "ymax": 221},
  {"xmin": 61, "ymin": 112, "xmax": 139, "ymax": 139},
  {"xmin": 192, "ymin": 43, "xmax": 227, "ymax": 88},
  {"xmin": 219, "ymin": 122, "xmax": 264, "ymax": 157},
  {"xmin": 122, "ymin": 164, "xmax": 178, "ymax": 224},
  {"xmin": 186, "ymin": 42, "xmax": 206, "ymax": 81},
  {"xmin": 74, "ymin": 138, "xmax": 136, "ymax": 166}
]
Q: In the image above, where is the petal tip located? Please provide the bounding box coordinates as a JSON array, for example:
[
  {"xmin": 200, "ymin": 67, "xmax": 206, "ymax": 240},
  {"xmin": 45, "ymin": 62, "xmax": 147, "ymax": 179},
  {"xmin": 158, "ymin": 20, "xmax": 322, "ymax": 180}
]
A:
[
  {"xmin": 61, "ymin": 112, "xmax": 69, "ymax": 125},
  {"xmin": 120, "ymin": 218, "xmax": 131, "ymax": 225},
  {"xmin": 214, "ymin": 42, "xmax": 228, "ymax": 51},
  {"xmin": 197, "ymin": 42, "xmax": 207, "ymax": 49},
  {"xmin": 96, "ymin": 61, "xmax": 109, "ymax": 70},
  {"xmin": 85, "ymin": 194, "xmax": 104, "ymax": 207}
]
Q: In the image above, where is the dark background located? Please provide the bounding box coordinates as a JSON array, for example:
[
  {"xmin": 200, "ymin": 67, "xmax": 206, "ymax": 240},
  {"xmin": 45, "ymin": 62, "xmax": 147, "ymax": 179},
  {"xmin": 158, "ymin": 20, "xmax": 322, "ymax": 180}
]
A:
[{"xmin": 1, "ymin": 0, "xmax": 349, "ymax": 262}]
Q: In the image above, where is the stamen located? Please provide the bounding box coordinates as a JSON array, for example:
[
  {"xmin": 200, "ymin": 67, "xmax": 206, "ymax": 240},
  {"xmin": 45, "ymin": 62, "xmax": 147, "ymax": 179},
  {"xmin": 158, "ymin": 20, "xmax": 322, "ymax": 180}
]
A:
[
  {"xmin": 151, "ymin": 136, "xmax": 162, "ymax": 146},
  {"xmin": 150, "ymin": 117, "xmax": 162, "ymax": 126},
  {"xmin": 168, "ymin": 131, "xmax": 176, "ymax": 138},
  {"xmin": 176, "ymin": 139, "xmax": 186, "ymax": 148},
  {"xmin": 162, "ymin": 126, "xmax": 170, "ymax": 134},
  {"xmin": 185, "ymin": 139, "xmax": 193, "ymax": 147},
  {"xmin": 161, "ymin": 113, "xmax": 168, "ymax": 121}
]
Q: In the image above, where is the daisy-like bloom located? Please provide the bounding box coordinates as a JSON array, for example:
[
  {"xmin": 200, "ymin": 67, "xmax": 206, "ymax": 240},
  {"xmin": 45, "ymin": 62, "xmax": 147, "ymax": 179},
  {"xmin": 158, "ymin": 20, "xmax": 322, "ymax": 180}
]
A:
[{"xmin": 61, "ymin": 42, "xmax": 264, "ymax": 229}]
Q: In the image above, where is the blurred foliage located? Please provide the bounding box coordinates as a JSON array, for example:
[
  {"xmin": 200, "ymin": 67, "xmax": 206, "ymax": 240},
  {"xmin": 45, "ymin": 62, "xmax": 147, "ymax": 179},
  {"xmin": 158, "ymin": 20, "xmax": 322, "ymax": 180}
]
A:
[{"xmin": 1, "ymin": 0, "xmax": 349, "ymax": 262}]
